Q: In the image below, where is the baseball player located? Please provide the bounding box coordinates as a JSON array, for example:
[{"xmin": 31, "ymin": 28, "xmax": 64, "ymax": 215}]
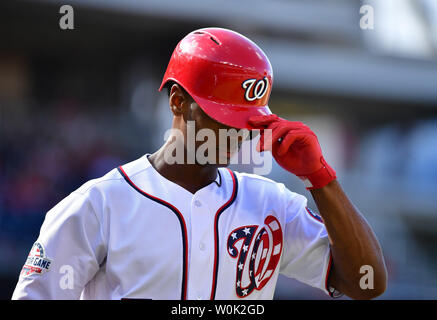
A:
[{"xmin": 12, "ymin": 28, "xmax": 386, "ymax": 300}]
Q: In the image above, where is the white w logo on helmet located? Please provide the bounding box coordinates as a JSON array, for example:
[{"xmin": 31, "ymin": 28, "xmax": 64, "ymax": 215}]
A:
[{"xmin": 242, "ymin": 77, "xmax": 269, "ymax": 102}]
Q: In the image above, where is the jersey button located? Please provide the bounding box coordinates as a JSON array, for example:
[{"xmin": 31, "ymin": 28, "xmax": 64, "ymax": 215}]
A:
[
  {"xmin": 194, "ymin": 200, "xmax": 202, "ymax": 207},
  {"xmin": 199, "ymin": 242, "xmax": 205, "ymax": 251}
]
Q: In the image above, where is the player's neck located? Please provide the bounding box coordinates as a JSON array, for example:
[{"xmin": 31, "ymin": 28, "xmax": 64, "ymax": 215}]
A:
[{"xmin": 148, "ymin": 148, "xmax": 219, "ymax": 195}]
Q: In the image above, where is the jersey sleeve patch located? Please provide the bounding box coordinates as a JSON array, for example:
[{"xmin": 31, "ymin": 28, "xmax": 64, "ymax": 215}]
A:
[{"xmin": 20, "ymin": 242, "xmax": 52, "ymax": 277}]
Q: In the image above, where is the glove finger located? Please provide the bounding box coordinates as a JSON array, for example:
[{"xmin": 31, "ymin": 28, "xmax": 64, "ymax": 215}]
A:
[
  {"xmin": 255, "ymin": 121, "xmax": 279, "ymax": 152},
  {"xmin": 276, "ymin": 131, "xmax": 301, "ymax": 156},
  {"xmin": 276, "ymin": 128, "xmax": 318, "ymax": 156},
  {"xmin": 257, "ymin": 127, "xmax": 276, "ymax": 152},
  {"xmin": 277, "ymin": 121, "xmax": 307, "ymax": 130},
  {"xmin": 266, "ymin": 120, "xmax": 282, "ymax": 130},
  {"xmin": 248, "ymin": 114, "xmax": 280, "ymax": 128},
  {"xmin": 264, "ymin": 124, "xmax": 296, "ymax": 151},
  {"xmin": 256, "ymin": 132, "xmax": 264, "ymax": 152}
]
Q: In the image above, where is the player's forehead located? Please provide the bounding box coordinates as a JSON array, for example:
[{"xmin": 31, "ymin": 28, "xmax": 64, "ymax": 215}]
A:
[{"xmin": 191, "ymin": 100, "xmax": 237, "ymax": 130}]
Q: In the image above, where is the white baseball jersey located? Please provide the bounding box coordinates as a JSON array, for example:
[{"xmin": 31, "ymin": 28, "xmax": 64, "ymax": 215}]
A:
[{"xmin": 12, "ymin": 154, "xmax": 336, "ymax": 300}]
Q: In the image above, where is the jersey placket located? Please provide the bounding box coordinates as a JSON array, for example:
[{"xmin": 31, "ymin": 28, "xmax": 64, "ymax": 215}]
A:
[{"xmin": 186, "ymin": 179, "xmax": 224, "ymax": 300}]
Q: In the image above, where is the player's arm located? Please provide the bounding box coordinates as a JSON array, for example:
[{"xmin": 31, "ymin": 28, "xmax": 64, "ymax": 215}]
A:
[
  {"xmin": 309, "ymin": 179, "xmax": 386, "ymax": 299},
  {"xmin": 249, "ymin": 114, "xmax": 387, "ymax": 300},
  {"xmin": 12, "ymin": 191, "xmax": 106, "ymax": 299}
]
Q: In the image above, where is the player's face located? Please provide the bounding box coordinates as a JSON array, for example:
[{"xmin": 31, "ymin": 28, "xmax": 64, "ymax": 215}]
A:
[
  {"xmin": 169, "ymin": 83, "xmax": 255, "ymax": 167},
  {"xmin": 188, "ymin": 101, "xmax": 248, "ymax": 166}
]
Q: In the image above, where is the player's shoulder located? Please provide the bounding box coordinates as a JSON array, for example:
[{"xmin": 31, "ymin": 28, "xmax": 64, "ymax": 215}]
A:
[
  {"xmin": 42, "ymin": 156, "xmax": 151, "ymax": 224},
  {"xmin": 232, "ymin": 170, "xmax": 306, "ymax": 203},
  {"xmin": 233, "ymin": 171, "xmax": 283, "ymax": 189},
  {"xmin": 72, "ymin": 168, "xmax": 123, "ymax": 197},
  {"xmin": 232, "ymin": 171, "xmax": 288, "ymax": 199},
  {"xmin": 72, "ymin": 154, "xmax": 149, "ymax": 197}
]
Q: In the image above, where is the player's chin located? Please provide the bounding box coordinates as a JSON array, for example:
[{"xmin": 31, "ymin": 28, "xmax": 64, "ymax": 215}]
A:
[
  {"xmin": 215, "ymin": 161, "xmax": 231, "ymax": 168},
  {"xmin": 192, "ymin": 154, "xmax": 230, "ymax": 167},
  {"xmin": 215, "ymin": 151, "xmax": 237, "ymax": 167},
  {"xmin": 195, "ymin": 160, "xmax": 230, "ymax": 168},
  {"xmin": 195, "ymin": 149, "xmax": 238, "ymax": 167}
]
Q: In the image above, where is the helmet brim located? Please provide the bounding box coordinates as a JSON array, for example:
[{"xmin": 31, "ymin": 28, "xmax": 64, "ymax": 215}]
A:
[{"xmin": 191, "ymin": 94, "xmax": 272, "ymax": 130}]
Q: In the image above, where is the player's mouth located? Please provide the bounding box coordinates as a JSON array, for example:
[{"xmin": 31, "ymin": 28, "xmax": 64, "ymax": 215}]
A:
[{"xmin": 217, "ymin": 147, "xmax": 237, "ymax": 158}]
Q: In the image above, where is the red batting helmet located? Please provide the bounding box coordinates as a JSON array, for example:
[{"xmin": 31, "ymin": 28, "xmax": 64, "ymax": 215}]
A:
[{"xmin": 159, "ymin": 27, "xmax": 273, "ymax": 129}]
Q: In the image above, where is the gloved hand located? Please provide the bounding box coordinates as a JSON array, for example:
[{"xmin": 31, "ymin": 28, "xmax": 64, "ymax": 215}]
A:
[{"xmin": 248, "ymin": 114, "xmax": 336, "ymax": 190}]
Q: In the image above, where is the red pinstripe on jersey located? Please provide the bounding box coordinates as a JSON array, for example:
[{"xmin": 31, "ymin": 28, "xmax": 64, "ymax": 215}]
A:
[{"xmin": 117, "ymin": 165, "xmax": 189, "ymax": 300}]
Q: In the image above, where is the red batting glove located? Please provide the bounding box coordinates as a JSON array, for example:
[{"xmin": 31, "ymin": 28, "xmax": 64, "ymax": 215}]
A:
[{"xmin": 248, "ymin": 114, "xmax": 336, "ymax": 190}]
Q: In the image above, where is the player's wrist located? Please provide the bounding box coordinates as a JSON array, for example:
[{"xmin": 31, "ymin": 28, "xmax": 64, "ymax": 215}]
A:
[{"xmin": 297, "ymin": 156, "xmax": 337, "ymax": 190}]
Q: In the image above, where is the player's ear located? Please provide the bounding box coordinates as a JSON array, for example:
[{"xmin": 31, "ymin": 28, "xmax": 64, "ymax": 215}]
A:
[{"xmin": 169, "ymin": 84, "xmax": 190, "ymax": 116}]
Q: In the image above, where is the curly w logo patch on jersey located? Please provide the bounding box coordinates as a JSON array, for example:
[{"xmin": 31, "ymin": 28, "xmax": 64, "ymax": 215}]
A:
[{"xmin": 227, "ymin": 215, "xmax": 283, "ymax": 298}]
